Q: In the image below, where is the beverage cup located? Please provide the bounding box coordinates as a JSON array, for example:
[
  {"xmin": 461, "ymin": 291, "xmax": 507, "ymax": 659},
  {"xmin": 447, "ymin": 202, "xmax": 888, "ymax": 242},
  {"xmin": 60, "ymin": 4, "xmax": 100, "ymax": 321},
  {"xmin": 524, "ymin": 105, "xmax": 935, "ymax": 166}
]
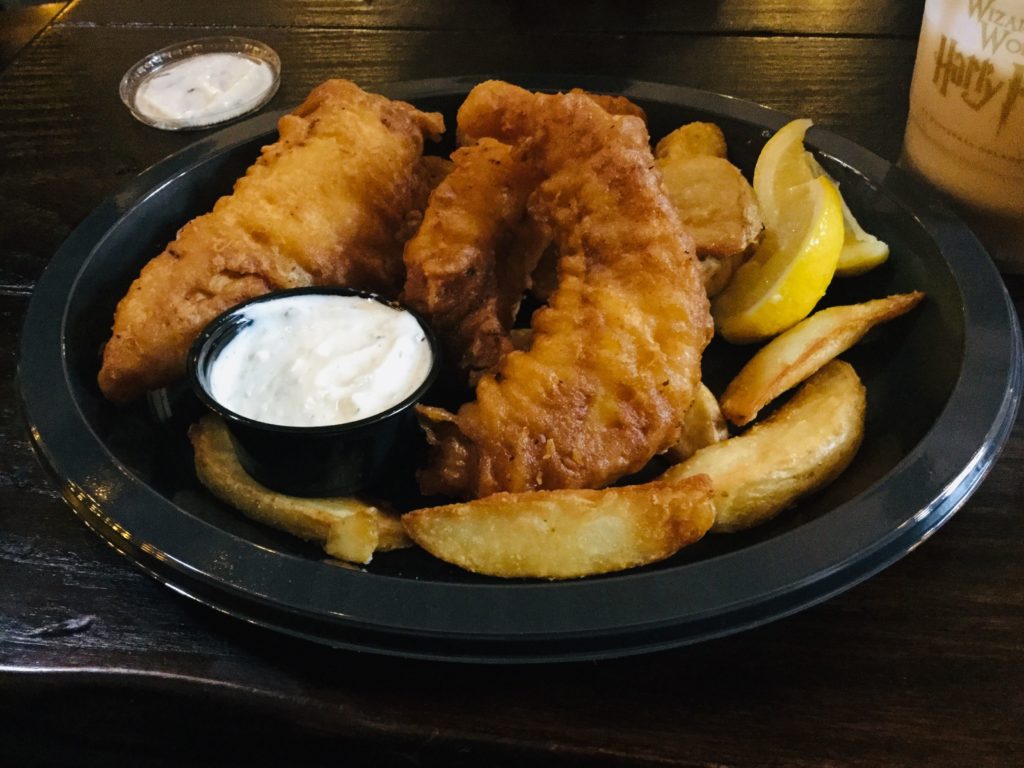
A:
[{"xmin": 901, "ymin": 0, "xmax": 1024, "ymax": 272}]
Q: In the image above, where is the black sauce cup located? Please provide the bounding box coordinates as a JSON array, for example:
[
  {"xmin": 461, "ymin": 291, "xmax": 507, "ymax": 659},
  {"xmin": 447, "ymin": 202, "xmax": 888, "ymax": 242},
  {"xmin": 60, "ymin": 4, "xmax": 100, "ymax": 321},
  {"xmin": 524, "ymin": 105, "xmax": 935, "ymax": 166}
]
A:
[{"xmin": 187, "ymin": 287, "xmax": 439, "ymax": 497}]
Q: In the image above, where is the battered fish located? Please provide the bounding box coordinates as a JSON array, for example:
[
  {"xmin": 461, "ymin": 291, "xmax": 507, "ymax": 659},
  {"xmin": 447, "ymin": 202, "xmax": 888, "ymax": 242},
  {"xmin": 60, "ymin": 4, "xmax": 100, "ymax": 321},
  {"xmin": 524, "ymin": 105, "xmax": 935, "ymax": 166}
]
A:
[
  {"xmin": 457, "ymin": 85, "xmax": 647, "ymax": 146},
  {"xmin": 568, "ymin": 88, "xmax": 648, "ymax": 122},
  {"xmin": 98, "ymin": 79, "xmax": 444, "ymax": 403},
  {"xmin": 525, "ymin": 85, "xmax": 651, "ymax": 305},
  {"xmin": 419, "ymin": 82, "xmax": 712, "ymax": 498},
  {"xmin": 407, "ymin": 88, "xmax": 646, "ymax": 379},
  {"xmin": 402, "ymin": 138, "xmax": 546, "ymax": 380}
]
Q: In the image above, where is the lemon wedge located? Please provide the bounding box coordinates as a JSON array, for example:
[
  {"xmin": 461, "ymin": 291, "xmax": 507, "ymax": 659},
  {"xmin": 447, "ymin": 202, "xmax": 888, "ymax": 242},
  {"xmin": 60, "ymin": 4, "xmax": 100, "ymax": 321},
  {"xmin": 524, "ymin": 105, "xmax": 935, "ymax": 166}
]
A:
[
  {"xmin": 713, "ymin": 175, "xmax": 843, "ymax": 343},
  {"xmin": 752, "ymin": 118, "xmax": 817, "ymax": 227},
  {"xmin": 833, "ymin": 191, "xmax": 890, "ymax": 276},
  {"xmin": 806, "ymin": 148, "xmax": 890, "ymax": 276},
  {"xmin": 713, "ymin": 119, "xmax": 845, "ymax": 343}
]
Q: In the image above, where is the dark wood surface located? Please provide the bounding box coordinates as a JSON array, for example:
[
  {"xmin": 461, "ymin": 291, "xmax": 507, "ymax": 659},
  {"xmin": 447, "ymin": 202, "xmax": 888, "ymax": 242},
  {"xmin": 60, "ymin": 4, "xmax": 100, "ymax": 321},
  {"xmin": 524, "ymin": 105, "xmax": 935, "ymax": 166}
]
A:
[
  {"xmin": 0, "ymin": 2, "xmax": 63, "ymax": 71},
  {"xmin": 3, "ymin": 1, "xmax": 1023, "ymax": 765}
]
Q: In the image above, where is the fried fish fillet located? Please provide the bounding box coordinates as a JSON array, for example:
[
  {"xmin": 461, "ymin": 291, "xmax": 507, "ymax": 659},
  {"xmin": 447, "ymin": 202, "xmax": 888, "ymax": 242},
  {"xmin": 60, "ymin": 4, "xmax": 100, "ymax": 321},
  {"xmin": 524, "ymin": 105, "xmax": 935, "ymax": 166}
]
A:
[
  {"xmin": 568, "ymin": 88, "xmax": 647, "ymax": 122},
  {"xmin": 98, "ymin": 79, "xmax": 444, "ymax": 403},
  {"xmin": 456, "ymin": 87, "xmax": 646, "ymax": 147},
  {"xmin": 527, "ymin": 86, "xmax": 649, "ymax": 305},
  {"xmin": 406, "ymin": 89, "xmax": 646, "ymax": 379},
  {"xmin": 402, "ymin": 138, "xmax": 547, "ymax": 380},
  {"xmin": 418, "ymin": 82, "xmax": 712, "ymax": 498}
]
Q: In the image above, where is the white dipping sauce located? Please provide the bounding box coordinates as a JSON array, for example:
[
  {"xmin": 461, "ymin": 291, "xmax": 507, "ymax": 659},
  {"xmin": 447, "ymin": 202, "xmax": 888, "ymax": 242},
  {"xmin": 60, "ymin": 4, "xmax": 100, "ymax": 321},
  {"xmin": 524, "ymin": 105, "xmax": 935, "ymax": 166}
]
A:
[
  {"xmin": 134, "ymin": 53, "xmax": 275, "ymax": 127},
  {"xmin": 208, "ymin": 295, "xmax": 433, "ymax": 428}
]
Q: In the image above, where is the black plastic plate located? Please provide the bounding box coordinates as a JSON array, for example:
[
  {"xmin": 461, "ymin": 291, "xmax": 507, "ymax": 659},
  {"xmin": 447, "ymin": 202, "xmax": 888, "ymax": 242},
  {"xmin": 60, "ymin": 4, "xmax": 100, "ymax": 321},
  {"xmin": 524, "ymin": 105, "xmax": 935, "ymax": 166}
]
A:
[{"xmin": 18, "ymin": 76, "xmax": 1023, "ymax": 663}]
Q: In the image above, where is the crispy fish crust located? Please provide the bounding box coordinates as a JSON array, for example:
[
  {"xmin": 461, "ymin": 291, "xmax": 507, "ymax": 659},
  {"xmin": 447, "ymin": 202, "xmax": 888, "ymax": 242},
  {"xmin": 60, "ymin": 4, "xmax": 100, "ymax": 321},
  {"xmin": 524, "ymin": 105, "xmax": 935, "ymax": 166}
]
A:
[
  {"xmin": 402, "ymin": 138, "xmax": 547, "ymax": 379},
  {"xmin": 418, "ymin": 81, "xmax": 712, "ymax": 498},
  {"xmin": 407, "ymin": 90, "xmax": 646, "ymax": 380},
  {"xmin": 456, "ymin": 87, "xmax": 645, "ymax": 146},
  {"xmin": 98, "ymin": 79, "xmax": 443, "ymax": 403},
  {"xmin": 568, "ymin": 88, "xmax": 647, "ymax": 122}
]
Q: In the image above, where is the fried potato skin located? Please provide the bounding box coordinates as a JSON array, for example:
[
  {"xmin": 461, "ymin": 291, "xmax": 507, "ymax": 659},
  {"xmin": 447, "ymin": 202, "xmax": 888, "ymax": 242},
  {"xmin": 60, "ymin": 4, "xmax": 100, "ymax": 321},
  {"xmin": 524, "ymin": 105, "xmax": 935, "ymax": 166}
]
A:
[
  {"xmin": 654, "ymin": 122, "xmax": 728, "ymax": 161},
  {"xmin": 664, "ymin": 360, "xmax": 865, "ymax": 532},
  {"xmin": 189, "ymin": 415, "xmax": 410, "ymax": 563},
  {"xmin": 721, "ymin": 292, "xmax": 924, "ymax": 426},
  {"xmin": 665, "ymin": 382, "xmax": 729, "ymax": 462},
  {"xmin": 420, "ymin": 81, "xmax": 712, "ymax": 498},
  {"xmin": 402, "ymin": 138, "xmax": 546, "ymax": 379},
  {"xmin": 656, "ymin": 153, "xmax": 763, "ymax": 296},
  {"xmin": 402, "ymin": 474, "xmax": 714, "ymax": 579},
  {"xmin": 99, "ymin": 79, "xmax": 444, "ymax": 403}
]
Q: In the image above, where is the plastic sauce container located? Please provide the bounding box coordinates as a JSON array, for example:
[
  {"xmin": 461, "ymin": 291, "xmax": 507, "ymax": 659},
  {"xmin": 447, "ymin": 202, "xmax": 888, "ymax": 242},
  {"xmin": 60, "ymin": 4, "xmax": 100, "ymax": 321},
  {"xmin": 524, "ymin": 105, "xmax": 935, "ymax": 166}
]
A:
[
  {"xmin": 188, "ymin": 288, "xmax": 440, "ymax": 496},
  {"xmin": 120, "ymin": 37, "xmax": 281, "ymax": 130}
]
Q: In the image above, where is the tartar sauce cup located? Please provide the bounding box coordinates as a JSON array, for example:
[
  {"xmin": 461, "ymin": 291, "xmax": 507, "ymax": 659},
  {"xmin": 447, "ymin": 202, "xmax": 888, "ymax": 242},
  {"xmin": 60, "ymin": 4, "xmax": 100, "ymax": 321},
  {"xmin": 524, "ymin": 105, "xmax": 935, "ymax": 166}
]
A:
[
  {"xmin": 120, "ymin": 37, "xmax": 281, "ymax": 131},
  {"xmin": 187, "ymin": 287, "xmax": 440, "ymax": 497}
]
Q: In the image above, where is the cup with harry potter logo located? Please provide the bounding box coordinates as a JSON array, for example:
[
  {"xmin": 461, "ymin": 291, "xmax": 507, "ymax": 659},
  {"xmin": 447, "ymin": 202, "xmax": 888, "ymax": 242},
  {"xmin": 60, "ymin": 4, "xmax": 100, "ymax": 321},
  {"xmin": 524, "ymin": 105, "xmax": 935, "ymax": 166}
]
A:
[{"xmin": 901, "ymin": 0, "xmax": 1024, "ymax": 272}]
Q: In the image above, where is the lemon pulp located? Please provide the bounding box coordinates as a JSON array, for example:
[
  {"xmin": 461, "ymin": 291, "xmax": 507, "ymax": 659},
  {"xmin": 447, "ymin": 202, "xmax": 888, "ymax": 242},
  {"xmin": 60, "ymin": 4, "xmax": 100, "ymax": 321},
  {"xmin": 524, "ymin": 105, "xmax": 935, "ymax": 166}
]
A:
[{"xmin": 713, "ymin": 120, "xmax": 845, "ymax": 343}]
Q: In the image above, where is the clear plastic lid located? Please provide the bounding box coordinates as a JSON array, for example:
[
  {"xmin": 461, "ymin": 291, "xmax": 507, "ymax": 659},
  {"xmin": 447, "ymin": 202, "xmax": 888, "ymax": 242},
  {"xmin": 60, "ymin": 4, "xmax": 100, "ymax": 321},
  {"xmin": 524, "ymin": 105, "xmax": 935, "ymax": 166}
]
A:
[{"xmin": 120, "ymin": 37, "xmax": 281, "ymax": 130}]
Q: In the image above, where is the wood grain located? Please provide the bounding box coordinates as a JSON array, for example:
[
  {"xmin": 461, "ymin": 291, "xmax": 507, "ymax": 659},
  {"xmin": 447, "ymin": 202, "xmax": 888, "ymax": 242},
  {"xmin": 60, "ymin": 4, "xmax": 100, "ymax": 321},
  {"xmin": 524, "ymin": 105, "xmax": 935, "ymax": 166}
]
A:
[
  {"xmin": 0, "ymin": 2, "xmax": 65, "ymax": 72},
  {"xmin": 60, "ymin": 0, "xmax": 927, "ymax": 37}
]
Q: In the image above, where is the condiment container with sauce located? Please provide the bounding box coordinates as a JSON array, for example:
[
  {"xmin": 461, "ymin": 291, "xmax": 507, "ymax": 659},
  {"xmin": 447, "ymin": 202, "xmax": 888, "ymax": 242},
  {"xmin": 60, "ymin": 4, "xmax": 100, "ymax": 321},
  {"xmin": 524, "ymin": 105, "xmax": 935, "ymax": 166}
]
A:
[
  {"xmin": 120, "ymin": 37, "xmax": 281, "ymax": 131},
  {"xmin": 188, "ymin": 288, "xmax": 439, "ymax": 496}
]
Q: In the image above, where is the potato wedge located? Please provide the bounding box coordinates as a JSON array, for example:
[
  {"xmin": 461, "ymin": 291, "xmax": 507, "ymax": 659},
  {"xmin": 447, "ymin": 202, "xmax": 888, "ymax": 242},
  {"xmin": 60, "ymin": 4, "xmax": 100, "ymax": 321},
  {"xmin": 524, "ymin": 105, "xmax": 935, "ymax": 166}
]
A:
[
  {"xmin": 806, "ymin": 155, "xmax": 890, "ymax": 277},
  {"xmin": 721, "ymin": 292, "xmax": 923, "ymax": 426},
  {"xmin": 663, "ymin": 360, "xmax": 865, "ymax": 533},
  {"xmin": 655, "ymin": 121, "xmax": 728, "ymax": 161},
  {"xmin": 654, "ymin": 122, "xmax": 763, "ymax": 296},
  {"xmin": 656, "ymin": 153, "xmax": 763, "ymax": 295},
  {"xmin": 666, "ymin": 382, "xmax": 729, "ymax": 462},
  {"xmin": 402, "ymin": 475, "xmax": 715, "ymax": 579},
  {"xmin": 189, "ymin": 415, "xmax": 411, "ymax": 564}
]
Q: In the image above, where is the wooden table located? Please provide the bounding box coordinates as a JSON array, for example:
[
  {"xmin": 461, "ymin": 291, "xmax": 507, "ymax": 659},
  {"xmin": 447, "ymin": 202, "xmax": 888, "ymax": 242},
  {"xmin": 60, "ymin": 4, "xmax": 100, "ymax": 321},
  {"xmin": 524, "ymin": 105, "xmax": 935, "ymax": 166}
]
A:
[{"xmin": 3, "ymin": 2, "xmax": 1022, "ymax": 765}]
